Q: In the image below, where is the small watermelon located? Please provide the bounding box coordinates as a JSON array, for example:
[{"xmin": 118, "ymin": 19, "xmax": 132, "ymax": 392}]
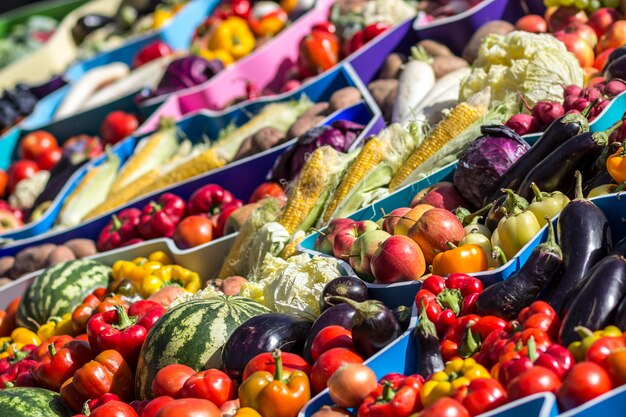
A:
[
  {"xmin": 17, "ymin": 259, "xmax": 111, "ymax": 330},
  {"xmin": 135, "ymin": 295, "xmax": 270, "ymax": 399},
  {"xmin": 0, "ymin": 387, "xmax": 72, "ymax": 417}
]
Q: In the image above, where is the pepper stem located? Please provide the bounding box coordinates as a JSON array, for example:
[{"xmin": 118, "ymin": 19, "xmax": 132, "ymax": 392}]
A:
[
  {"xmin": 435, "ymin": 289, "xmax": 462, "ymax": 316},
  {"xmin": 381, "ymin": 381, "xmax": 396, "ymax": 402},
  {"xmin": 149, "ymin": 201, "xmax": 162, "ymax": 215},
  {"xmin": 82, "ymin": 400, "xmax": 91, "ymax": 416},
  {"xmin": 492, "ymin": 246, "xmax": 508, "ymax": 266},
  {"xmin": 462, "ymin": 203, "xmax": 493, "ymax": 226},
  {"xmin": 48, "ymin": 343, "xmax": 56, "ymax": 358},
  {"xmin": 272, "ymin": 349, "xmax": 283, "ymax": 382},
  {"xmin": 111, "ymin": 215, "xmax": 122, "ymax": 231},
  {"xmin": 501, "ymin": 189, "xmax": 528, "ymax": 217},
  {"xmin": 530, "ymin": 183, "xmax": 544, "ymax": 202},
  {"xmin": 112, "ymin": 305, "xmax": 137, "ymax": 331},
  {"xmin": 574, "ymin": 171, "xmax": 584, "ymax": 200},
  {"xmin": 574, "ymin": 326, "xmax": 594, "ymax": 339},
  {"xmin": 527, "ymin": 336, "xmax": 538, "ymax": 362},
  {"xmin": 458, "ymin": 324, "xmax": 481, "ymax": 358}
]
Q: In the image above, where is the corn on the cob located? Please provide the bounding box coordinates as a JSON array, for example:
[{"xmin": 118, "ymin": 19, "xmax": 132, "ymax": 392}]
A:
[
  {"xmin": 321, "ymin": 136, "xmax": 387, "ymax": 224},
  {"xmin": 388, "ymin": 90, "xmax": 490, "ymax": 190},
  {"xmin": 145, "ymin": 148, "xmax": 225, "ymax": 191},
  {"xmin": 278, "ymin": 146, "xmax": 340, "ymax": 234},
  {"xmin": 281, "ymin": 232, "xmax": 305, "ymax": 259}
]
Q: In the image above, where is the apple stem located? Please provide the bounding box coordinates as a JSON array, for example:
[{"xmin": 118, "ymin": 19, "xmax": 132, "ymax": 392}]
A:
[
  {"xmin": 380, "ymin": 208, "xmax": 387, "ymax": 217},
  {"xmin": 445, "ymin": 241, "xmax": 457, "ymax": 250},
  {"xmin": 310, "ymin": 227, "xmax": 326, "ymax": 237}
]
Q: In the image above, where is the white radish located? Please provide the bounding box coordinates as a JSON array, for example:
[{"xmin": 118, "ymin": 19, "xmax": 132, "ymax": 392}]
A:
[
  {"xmin": 55, "ymin": 62, "xmax": 130, "ymax": 120},
  {"xmin": 411, "ymin": 66, "xmax": 470, "ymax": 115},
  {"xmin": 392, "ymin": 46, "xmax": 436, "ymax": 123}
]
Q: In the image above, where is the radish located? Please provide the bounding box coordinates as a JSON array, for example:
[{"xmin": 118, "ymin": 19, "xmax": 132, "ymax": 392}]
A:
[
  {"xmin": 563, "ymin": 84, "xmax": 582, "ymax": 97},
  {"xmin": 531, "ymin": 101, "xmax": 564, "ymax": 126},
  {"xmin": 392, "ymin": 46, "xmax": 436, "ymax": 123},
  {"xmin": 411, "ymin": 67, "xmax": 471, "ymax": 114},
  {"xmin": 505, "ymin": 114, "xmax": 541, "ymax": 136},
  {"xmin": 604, "ymin": 79, "xmax": 626, "ymax": 97}
]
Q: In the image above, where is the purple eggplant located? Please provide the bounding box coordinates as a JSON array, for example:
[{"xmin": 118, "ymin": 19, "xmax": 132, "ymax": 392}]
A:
[
  {"xmin": 302, "ymin": 303, "xmax": 356, "ymax": 363},
  {"xmin": 614, "ymin": 237, "xmax": 626, "ymax": 257},
  {"xmin": 614, "ymin": 293, "xmax": 626, "ymax": 331},
  {"xmin": 320, "ymin": 276, "xmax": 368, "ymax": 312},
  {"xmin": 413, "ymin": 304, "xmax": 444, "ymax": 378}
]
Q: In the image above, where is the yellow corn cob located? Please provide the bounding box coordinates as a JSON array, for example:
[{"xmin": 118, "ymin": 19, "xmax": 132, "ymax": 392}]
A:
[
  {"xmin": 281, "ymin": 232, "xmax": 305, "ymax": 259},
  {"xmin": 388, "ymin": 94, "xmax": 489, "ymax": 190},
  {"xmin": 145, "ymin": 148, "xmax": 225, "ymax": 191},
  {"xmin": 321, "ymin": 136, "xmax": 386, "ymax": 224},
  {"xmin": 279, "ymin": 146, "xmax": 339, "ymax": 234}
]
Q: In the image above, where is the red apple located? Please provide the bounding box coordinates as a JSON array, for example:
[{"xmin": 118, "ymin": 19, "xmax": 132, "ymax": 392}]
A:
[
  {"xmin": 588, "ymin": 7, "xmax": 623, "ymax": 38},
  {"xmin": 333, "ymin": 220, "xmax": 379, "ymax": 260},
  {"xmin": 314, "ymin": 218, "xmax": 355, "ymax": 255},
  {"xmin": 382, "ymin": 207, "xmax": 411, "ymax": 234},
  {"xmin": 594, "ymin": 47, "xmax": 615, "ymax": 70},
  {"xmin": 349, "ymin": 229, "xmax": 391, "ymax": 279},
  {"xmin": 557, "ymin": 22, "xmax": 598, "ymax": 47},
  {"xmin": 548, "ymin": 6, "xmax": 588, "ymax": 32},
  {"xmin": 556, "ymin": 32, "xmax": 595, "ymax": 68},
  {"xmin": 0, "ymin": 210, "xmax": 23, "ymax": 232},
  {"xmin": 394, "ymin": 204, "xmax": 434, "ymax": 236},
  {"xmin": 598, "ymin": 20, "xmax": 626, "ymax": 52},
  {"xmin": 410, "ymin": 182, "xmax": 468, "ymax": 211},
  {"xmin": 407, "ymin": 208, "xmax": 465, "ymax": 264},
  {"xmin": 515, "ymin": 15, "xmax": 547, "ymax": 33},
  {"xmin": 371, "ymin": 235, "xmax": 425, "ymax": 284}
]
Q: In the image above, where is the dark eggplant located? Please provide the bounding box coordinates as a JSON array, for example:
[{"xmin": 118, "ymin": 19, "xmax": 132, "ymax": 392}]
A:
[
  {"xmin": 483, "ymin": 113, "xmax": 589, "ymax": 205},
  {"xmin": 320, "ymin": 276, "xmax": 368, "ymax": 312},
  {"xmin": 543, "ymin": 172, "xmax": 612, "ymax": 315},
  {"xmin": 27, "ymin": 75, "xmax": 67, "ymax": 99},
  {"xmin": 559, "ymin": 255, "xmax": 626, "ymax": 345},
  {"xmin": 72, "ymin": 14, "xmax": 112, "ymax": 44},
  {"xmin": 614, "ymin": 237, "xmax": 626, "ymax": 257},
  {"xmin": 604, "ymin": 46, "xmax": 626, "ymax": 72},
  {"xmin": 393, "ymin": 305, "xmax": 412, "ymax": 332},
  {"xmin": 583, "ymin": 167, "xmax": 614, "ymax": 197},
  {"xmin": 303, "ymin": 303, "xmax": 356, "ymax": 363},
  {"xmin": 413, "ymin": 305, "xmax": 444, "ymax": 378},
  {"xmin": 476, "ymin": 219, "xmax": 562, "ymax": 320},
  {"xmin": 516, "ymin": 123, "xmax": 619, "ymax": 201},
  {"xmin": 221, "ymin": 313, "xmax": 312, "ymax": 380},
  {"xmin": 614, "ymin": 293, "xmax": 626, "ymax": 331},
  {"xmin": 605, "ymin": 54, "xmax": 626, "ymax": 80},
  {"xmin": 329, "ymin": 296, "xmax": 401, "ymax": 358}
]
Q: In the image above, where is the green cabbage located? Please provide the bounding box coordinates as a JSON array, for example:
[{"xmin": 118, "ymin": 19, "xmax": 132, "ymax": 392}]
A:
[{"xmin": 460, "ymin": 31, "xmax": 583, "ymax": 106}]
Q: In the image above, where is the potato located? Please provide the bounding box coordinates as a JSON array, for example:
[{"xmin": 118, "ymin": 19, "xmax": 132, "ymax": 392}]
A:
[
  {"xmin": 219, "ymin": 276, "xmax": 248, "ymax": 295},
  {"xmin": 379, "ymin": 53, "xmax": 405, "ymax": 80},
  {"xmin": 382, "ymin": 83, "xmax": 399, "ymax": 121},
  {"xmin": 10, "ymin": 244, "xmax": 57, "ymax": 279},
  {"xmin": 287, "ymin": 115, "xmax": 325, "ymax": 139},
  {"xmin": 148, "ymin": 286, "xmax": 187, "ymax": 307},
  {"xmin": 368, "ymin": 79, "xmax": 398, "ymax": 111},
  {"xmin": 46, "ymin": 246, "xmax": 76, "ymax": 267},
  {"xmin": 0, "ymin": 256, "xmax": 14, "ymax": 278},
  {"xmin": 64, "ymin": 239, "xmax": 97, "ymax": 258},
  {"xmin": 418, "ymin": 40, "xmax": 453, "ymax": 57},
  {"xmin": 329, "ymin": 87, "xmax": 362, "ymax": 112},
  {"xmin": 234, "ymin": 136, "xmax": 255, "ymax": 160},
  {"xmin": 252, "ymin": 127, "xmax": 286, "ymax": 150},
  {"xmin": 301, "ymin": 102, "xmax": 330, "ymax": 118},
  {"xmin": 432, "ymin": 56, "xmax": 468, "ymax": 79},
  {"xmin": 462, "ymin": 20, "xmax": 514, "ymax": 63}
]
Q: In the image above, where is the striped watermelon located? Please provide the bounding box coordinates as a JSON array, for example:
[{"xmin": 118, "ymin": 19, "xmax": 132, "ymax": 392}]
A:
[
  {"xmin": 0, "ymin": 387, "xmax": 72, "ymax": 417},
  {"xmin": 135, "ymin": 295, "xmax": 270, "ymax": 399},
  {"xmin": 17, "ymin": 260, "xmax": 112, "ymax": 330}
]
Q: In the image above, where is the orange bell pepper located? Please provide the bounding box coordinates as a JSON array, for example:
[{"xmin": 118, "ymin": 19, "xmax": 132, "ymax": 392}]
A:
[
  {"xmin": 607, "ymin": 144, "xmax": 626, "ymax": 184},
  {"xmin": 431, "ymin": 243, "xmax": 488, "ymax": 276}
]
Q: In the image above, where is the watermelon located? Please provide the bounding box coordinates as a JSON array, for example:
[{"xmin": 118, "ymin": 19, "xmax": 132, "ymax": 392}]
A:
[
  {"xmin": 0, "ymin": 387, "xmax": 72, "ymax": 417},
  {"xmin": 17, "ymin": 260, "xmax": 112, "ymax": 330},
  {"xmin": 135, "ymin": 295, "xmax": 270, "ymax": 399}
]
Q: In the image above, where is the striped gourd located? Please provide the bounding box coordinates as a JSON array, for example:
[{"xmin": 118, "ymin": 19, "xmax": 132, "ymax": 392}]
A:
[
  {"xmin": 0, "ymin": 387, "xmax": 72, "ymax": 417},
  {"xmin": 17, "ymin": 260, "xmax": 111, "ymax": 330},
  {"xmin": 135, "ymin": 296, "xmax": 270, "ymax": 399}
]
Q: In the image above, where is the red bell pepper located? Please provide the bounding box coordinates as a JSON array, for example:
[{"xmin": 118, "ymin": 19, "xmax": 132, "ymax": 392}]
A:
[
  {"xmin": 187, "ymin": 184, "xmax": 239, "ymax": 216},
  {"xmin": 0, "ymin": 347, "xmax": 37, "ymax": 388},
  {"xmin": 33, "ymin": 340, "xmax": 92, "ymax": 391},
  {"xmin": 181, "ymin": 369, "xmax": 235, "ymax": 407},
  {"xmin": 215, "ymin": 0, "xmax": 251, "ymax": 20},
  {"xmin": 440, "ymin": 314, "xmax": 507, "ymax": 363},
  {"xmin": 60, "ymin": 350, "xmax": 134, "ymax": 412},
  {"xmin": 452, "ymin": 378, "xmax": 507, "ymax": 417},
  {"xmin": 133, "ymin": 41, "xmax": 173, "ymax": 68},
  {"xmin": 346, "ymin": 22, "xmax": 391, "ymax": 55},
  {"xmin": 97, "ymin": 208, "xmax": 142, "ymax": 252},
  {"xmin": 87, "ymin": 301, "xmax": 164, "ymax": 367},
  {"xmin": 138, "ymin": 193, "xmax": 186, "ymax": 239},
  {"xmin": 32, "ymin": 335, "xmax": 73, "ymax": 361},
  {"xmin": 214, "ymin": 201, "xmax": 243, "ymax": 238},
  {"xmin": 297, "ymin": 30, "xmax": 340, "ymax": 77},
  {"xmin": 242, "ymin": 351, "xmax": 311, "ymax": 380},
  {"xmin": 517, "ymin": 301, "xmax": 560, "ymax": 341},
  {"xmin": 311, "ymin": 22, "xmax": 336, "ymax": 34},
  {"xmin": 357, "ymin": 373, "xmax": 424, "ymax": 417},
  {"xmin": 86, "ymin": 393, "xmax": 121, "ymax": 414},
  {"xmin": 586, "ymin": 335, "xmax": 626, "ymax": 371},
  {"xmin": 90, "ymin": 400, "xmax": 138, "ymax": 417}
]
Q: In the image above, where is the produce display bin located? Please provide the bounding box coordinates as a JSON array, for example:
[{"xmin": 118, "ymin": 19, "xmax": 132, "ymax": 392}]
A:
[
  {"xmin": 0, "ymin": 100, "xmax": 379, "ymax": 258},
  {"xmin": 0, "ymin": 0, "xmax": 89, "ymax": 38}
]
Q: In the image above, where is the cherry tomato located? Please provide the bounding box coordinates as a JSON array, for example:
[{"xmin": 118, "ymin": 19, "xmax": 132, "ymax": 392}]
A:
[
  {"xmin": 91, "ymin": 400, "xmax": 138, "ymax": 417},
  {"xmin": 100, "ymin": 111, "xmax": 139, "ymax": 145},
  {"xmin": 152, "ymin": 364, "xmax": 196, "ymax": 398},
  {"xmin": 248, "ymin": 182, "xmax": 286, "ymax": 203},
  {"xmin": 0, "ymin": 170, "xmax": 7, "ymax": 198},
  {"xmin": 310, "ymin": 348, "xmax": 363, "ymax": 394},
  {"xmin": 7, "ymin": 160, "xmax": 39, "ymax": 193},
  {"xmin": 36, "ymin": 147, "xmax": 62, "ymax": 170},
  {"xmin": 417, "ymin": 398, "xmax": 470, "ymax": 417},
  {"xmin": 155, "ymin": 398, "xmax": 221, "ymax": 417},
  {"xmin": 181, "ymin": 369, "xmax": 235, "ymax": 407},
  {"xmin": 19, "ymin": 130, "xmax": 58, "ymax": 160},
  {"xmin": 557, "ymin": 362, "xmax": 613, "ymax": 411},
  {"xmin": 242, "ymin": 351, "xmax": 311, "ymax": 381},
  {"xmin": 507, "ymin": 367, "xmax": 561, "ymax": 401},
  {"xmin": 173, "ymin": 215, "xmax": 214, "ymax": 249},
  {"xmin": 311, "ymin": 326, "xmax": 354, "ymax": 362},
  {"xmin": 140, "ymin": 396, "xmax": 175, "ymax": 417}
]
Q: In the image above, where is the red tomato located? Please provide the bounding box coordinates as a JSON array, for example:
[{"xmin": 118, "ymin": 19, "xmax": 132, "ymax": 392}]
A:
[
  {"xmin": 507, "ymin": 367, "xmax": 561, "ymax": 401},
  {"xmin": 140, "ymin": 396, "xmax": 175, "ymax": 417},
  {"xmin": 248, "ymin": 182, "xmax": 286, "ymax": 203},
  {"xmin": 100, "ymin": 111, "xmax": 139, "ymax": 145},
  {"xmin": 0, "ymin": 170, "xmax": 7, "ymax": 198},
  {"xmin": 173, "ymin": 215, "xmax": 214, "ymax": 249},
  {"xmin": 7, "ymin": 160, "xmax": 39, "ymax": 193},
  {"xmin": 19, "ymin": 130, "xmax": 58, "ymax": 160},
  {"xmin": 310, "ymin": 348, "xmax": 364, "ymax": 394},
  {"xmin": 91, "ymin": 400, "xmax": 138, "ymax": 417},
  {"xmin": 557, "ymin": 362, "xmax": 613, "ymax": 411},
  {"xmin": 36, "ymin": 147, "xmax": 62, "ymax": 170},
  {"xmin": 417, "ymin": 398, "xmax": 470, "ymax": 417},
  {"xmin": 152, "ymin": 364, "xmax": 196, "ymax": 398},
  {"xmin": 243, "ymin": 351, "xmax": 311, "ymax": 380},
  {"xmin": 181, "ymin": 369, "xmax": 235, "ymax": 407},
  {"xmin": 155, "ymin": 398, "xmax": 221, "ymax": 417},
  {"xmin": 311, "ymin": 326, "xmax": 354, "ymax": 362}
]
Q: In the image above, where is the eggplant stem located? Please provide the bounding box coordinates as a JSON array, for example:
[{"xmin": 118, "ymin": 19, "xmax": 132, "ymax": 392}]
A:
[
  {"xmin": 593, "ymin": 119, "xmax": 623, "ymax": 146},
  {"xmin": 540, "ymin": 217, "xmax": 562, "ymax": 256},
  {"xmin": 418, "ymin": 299, "xmax": 438, "ymax": 337},
  {"xmin": 574, "ymin": 171, "xmax": 584, "ymax": 201}
]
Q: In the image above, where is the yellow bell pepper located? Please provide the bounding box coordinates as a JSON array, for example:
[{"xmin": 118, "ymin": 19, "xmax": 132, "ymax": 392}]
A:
[
  {"xmin": 37, "ymin": 313, "xmax": 76, "ymax": 341},
  {"xmin": 421, "ymin": 358, "xmax": 491, "ymax": 407},
  {"xmin": 235, "ymin": 408, "xmax": 263, "ymax": 417},
  {"xmin": 568, "ymin": 325, "xmax": 622, "ymax": 362},
  {"xmin": 148, "ymin": 251, "xmax": 173, "ymax": 265},
  {"xmin": 0, "ymin": 328, "xmax": 41, "ymax": 358},
  {"xmin": 198, "ymin": 48, "xmax": 235, "ymax": 66},
  {"xmin": 140, "ymin": 265, "xmax": 202, "ymax": 298},
  {"xmin": 152, "ymin": 2, "xmax": 186, "ymax": 29},
  {"xmin": 496, "ymin": 190, "xmax": 541, "ymax": 260},
  {"xmin": 209, "ymin": 17, "xmax": 256, "ymax": 60}
]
